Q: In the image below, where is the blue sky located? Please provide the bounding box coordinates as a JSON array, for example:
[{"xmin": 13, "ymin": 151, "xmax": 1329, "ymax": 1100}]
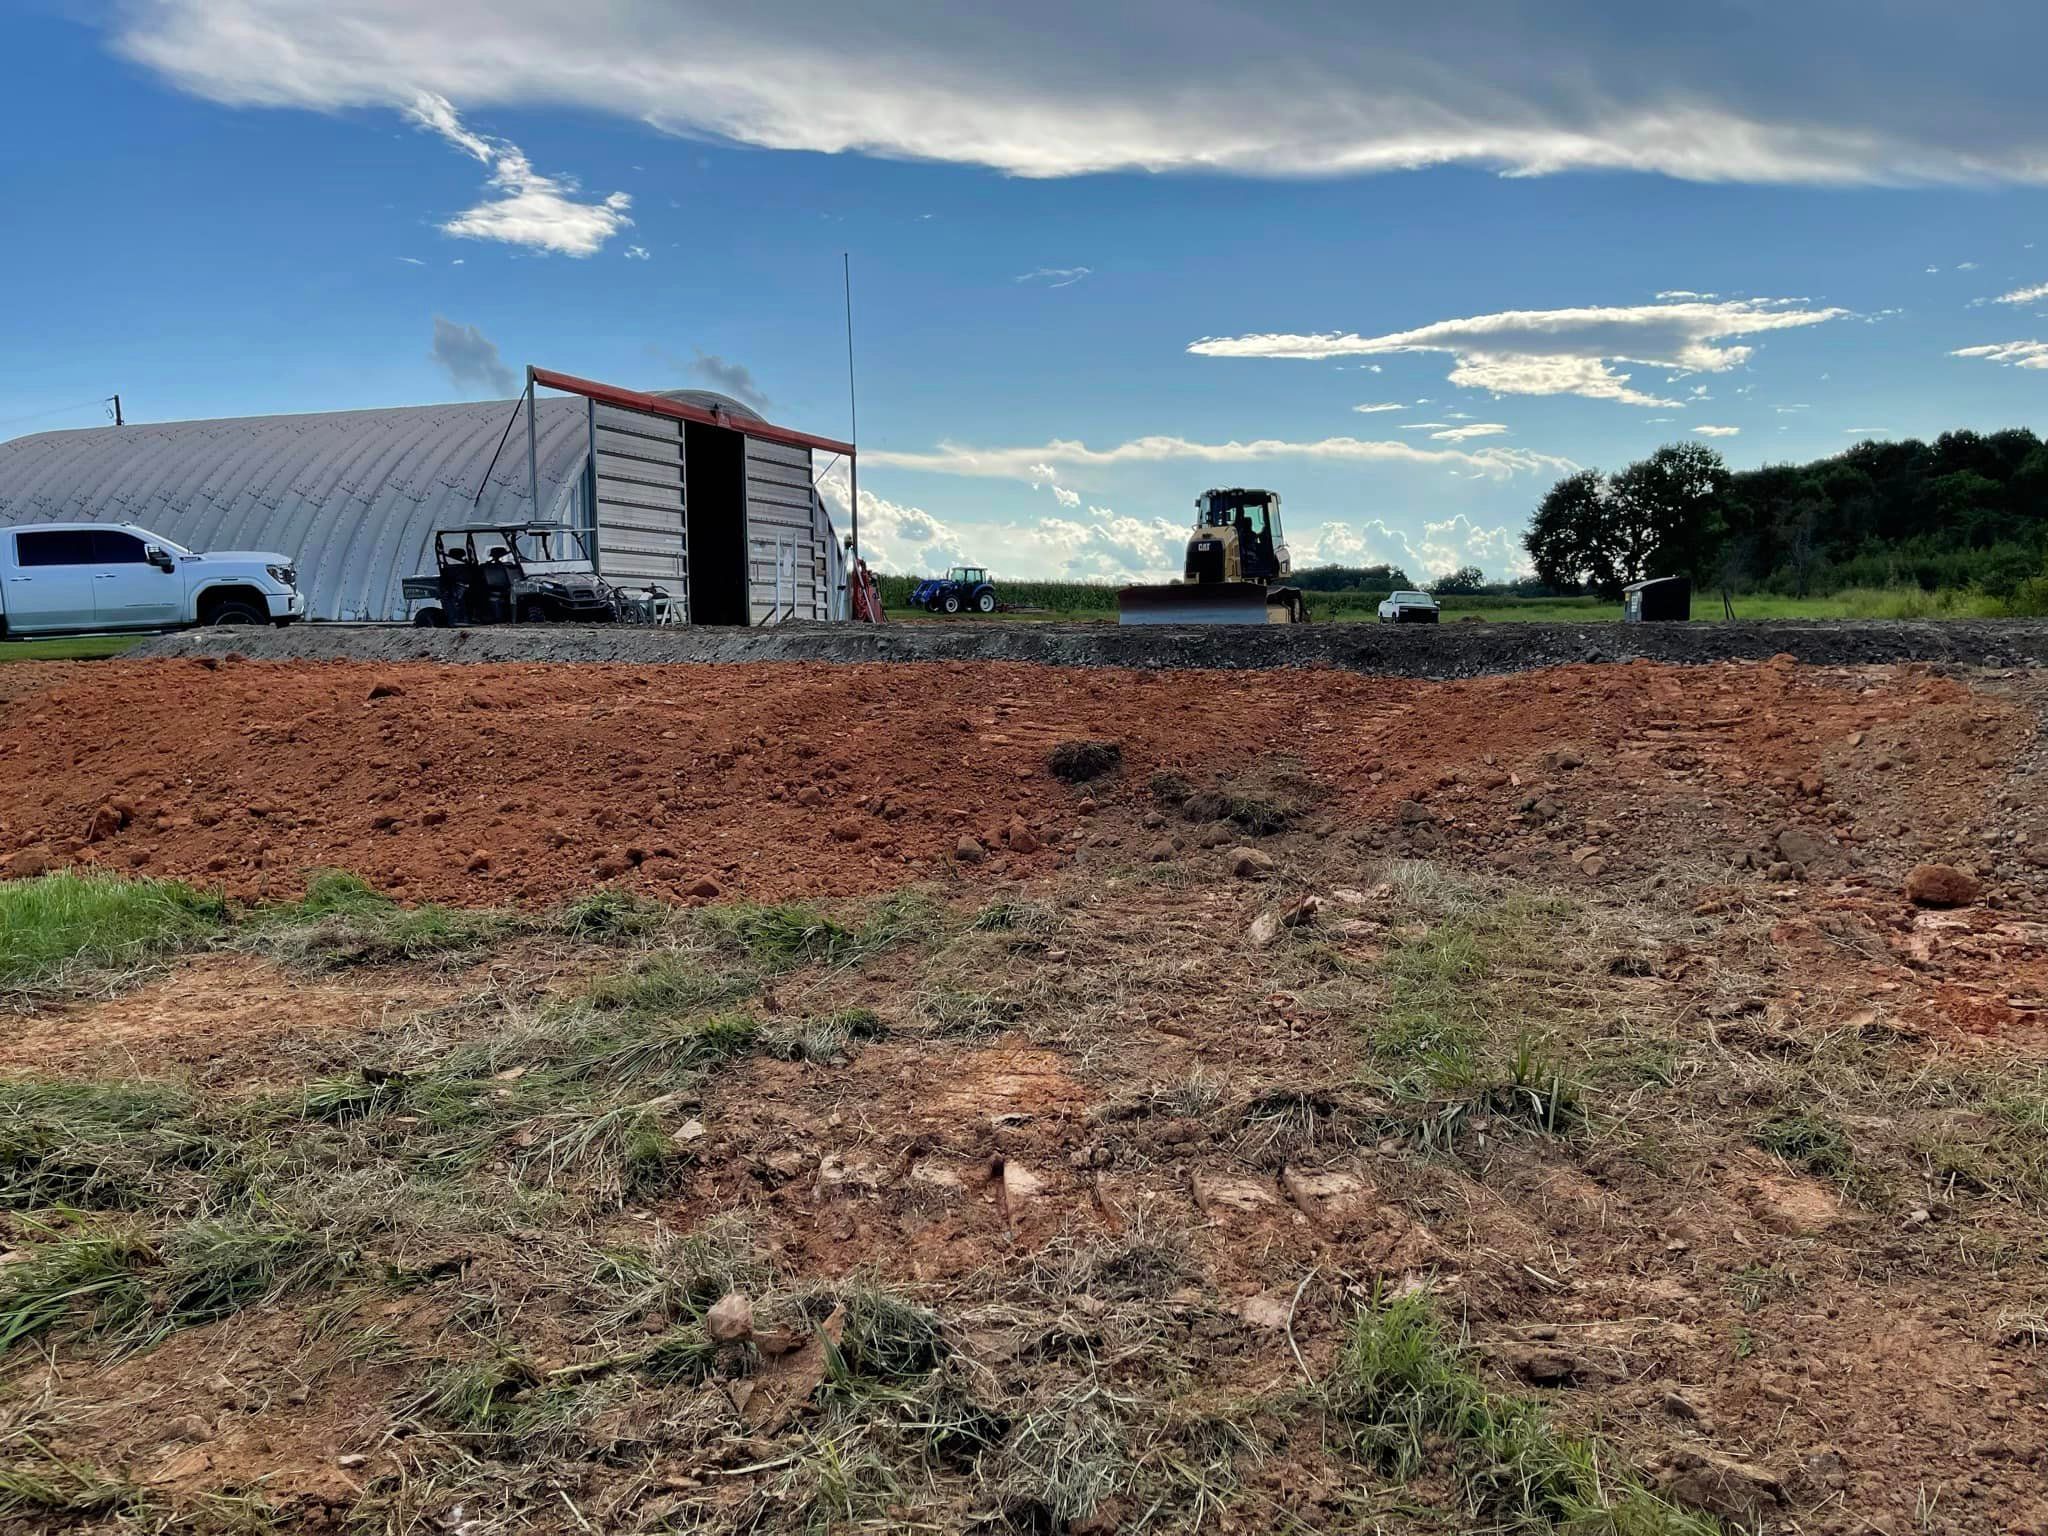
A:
[{"xmin": 4, "ymin": 1, "xmax": 2046, "ymax": 581}]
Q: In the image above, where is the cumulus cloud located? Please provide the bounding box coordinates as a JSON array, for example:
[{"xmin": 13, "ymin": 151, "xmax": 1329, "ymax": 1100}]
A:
[
  {"xmin": 1298, "ymin": 513, "xmax": 1531, "ymax": 581},
  {"xmin": 865, "ymin": 432, "xmax": 1575, "ymax": 484},
  {"xmin": 113, "ymin": 2, "xmax": 2048, "ymax": 186},
  {"xmin": 1016, "ymin": 266, "xmax": 1091, "ymax": 288},
  {"xmin": 1952, "ymin": 340, "xmax": 2048, "ymax": 370},
  {"xmin": 1189, "ymin": 298, "xmax": 1846, "ymax": 407},
  {"xmin": 404, "ymin": 93, "xmax": 631, "ymax": 256},
  {"xmin": 428, "ymin": 315, "xmax": 516, "ymax": 397},
  {"xmin": 817, "ymin": 468, "xmax": 1185, "ymax": 581},
  {"xmin": 1994, "ymin": 282, "xmax": 2048, "ymax": 305},
  {"xmin": 1692, "ymin": 423, "xmax": 1741, "ymax": 437}
]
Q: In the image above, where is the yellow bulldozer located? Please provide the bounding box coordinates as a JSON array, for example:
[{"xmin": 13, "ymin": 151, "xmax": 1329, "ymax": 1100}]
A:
[{"xmin": 1116, "ymin": 487, "xmax": 1308, "ymax": 625}]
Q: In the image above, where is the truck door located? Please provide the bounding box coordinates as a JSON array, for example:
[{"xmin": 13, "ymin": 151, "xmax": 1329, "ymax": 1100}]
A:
[
  {"xmin": 89, "ymin": 529, "xmax": 182, "ymax": 627},
  {"xmin": 6, "ymin": 530, "xmax": 99, "ymax": 631}
]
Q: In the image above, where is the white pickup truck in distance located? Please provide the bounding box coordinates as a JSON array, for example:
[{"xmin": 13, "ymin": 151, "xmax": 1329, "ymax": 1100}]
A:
[
  {"xmin": 0, "ymin": 522, "xmax": 304, "ymax": 636},
  {"xmin": 1377, "ymin": 589, "xmax": 1442, "ymax": 623}
]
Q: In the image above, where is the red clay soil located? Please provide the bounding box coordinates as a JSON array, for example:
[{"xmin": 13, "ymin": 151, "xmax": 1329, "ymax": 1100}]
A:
[{"xmin": 0, "ymin": 655, "xmax": 2031, "ymax": 908}]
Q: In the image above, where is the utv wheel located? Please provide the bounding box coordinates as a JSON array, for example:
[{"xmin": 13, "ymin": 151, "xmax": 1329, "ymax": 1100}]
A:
[
  {"xmin": 942, "ymin": 593, "xmax": 961, "ymax": 614},
  {"xmin": 414, "ymin": 607, "xmax": 448, "ymax": 628},
  {"xmin": 206, "ymin": 600, "xmax": 266, "ymax": 626},
  {"xmin": 975, "ymin": 591, "xmax": 996, "ymax": 613}
]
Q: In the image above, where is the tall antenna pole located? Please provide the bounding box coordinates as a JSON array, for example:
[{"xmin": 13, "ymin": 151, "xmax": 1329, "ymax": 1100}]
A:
[
  {"xmin": 108, "ymin": 394, "xmax": 123, "ymax": 427},
  {"xmin": 843, "ymin": 252, "xmax": 859, "ymax": 568}
]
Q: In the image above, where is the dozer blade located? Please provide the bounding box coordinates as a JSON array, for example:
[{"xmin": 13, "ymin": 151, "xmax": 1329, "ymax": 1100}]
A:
[
  {"xmin": 1117, "ymin": 581, "xmax": 1287, "ymax": 626},
  {"xmin": 1117, "ymin": 582, "xmax": 1271, "ymax": 626}
]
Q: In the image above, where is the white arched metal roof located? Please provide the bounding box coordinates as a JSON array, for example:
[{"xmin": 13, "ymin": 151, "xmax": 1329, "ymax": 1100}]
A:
[{"xmin": 0, "ymin": 398, "xmax": 590, "ymax": 621}]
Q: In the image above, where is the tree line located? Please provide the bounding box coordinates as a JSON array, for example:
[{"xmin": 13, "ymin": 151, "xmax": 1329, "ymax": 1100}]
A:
[{"xmin": 1524, "ymin": 430, "xmax": 2048, "ymax": 601}]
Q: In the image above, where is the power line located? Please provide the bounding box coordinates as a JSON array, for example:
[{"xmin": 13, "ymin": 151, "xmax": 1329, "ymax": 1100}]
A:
[{"xmin": 0, "ymin": 397, "xmax": 112, "ymax": 431}]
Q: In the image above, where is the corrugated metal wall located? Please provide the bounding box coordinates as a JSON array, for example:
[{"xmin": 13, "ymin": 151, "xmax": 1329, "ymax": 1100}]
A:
[
  {"xmin": 745, "ymin": 437, "xmax": 827, "ymax": 622},
  {"xmin": 0, "ymin": 401, "xmax": 589, "ymax": 622},
  {"xmin": 590, "ymin": 402, "xmax": 688, "ymax": 599}
]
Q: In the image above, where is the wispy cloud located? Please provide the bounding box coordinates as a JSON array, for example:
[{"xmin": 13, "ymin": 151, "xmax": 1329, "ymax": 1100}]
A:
[
  {"xmin": 1952, "ymin": 340, "xmax": 2048, "ymax": 370},
  {"xmin": 114, "ymin": 3, "xmax": 2048, "ymax": 187},
  {"xmin": 624, "ymin": 244, "xmax": 651, "ymax": 260},
  {"xmin": 1692, "ymin": 424, "xmax": 1740, "ymax": 437},
  {"xmin": 396, "ymin": 256, "xmax": 426, "ymax": 267},
  {"xmin": 1352, "ymin": 402, "xmax": 1406, "ymax": 413},
  {"xmin": 1016, "ymin": 266, "xmax": 1091, "ymax": 289},
  {"xmin": 1430, "ymin": 423, "xmax": 1510, "ymax": 441},
  {"xmin": 1993, "ymin": 282, "xmax": 2048, "ymax": 306},
  {"xmin": 865, "ymin": 433, "xmax": 1574, "ymax": 483},
  {"xmin": 405, "ymin": 93, "xmax": 631, "ymax": 257},
  {"xmin": 1190, "ymin": 298, "xmax": 1846, "ymax": 407}
]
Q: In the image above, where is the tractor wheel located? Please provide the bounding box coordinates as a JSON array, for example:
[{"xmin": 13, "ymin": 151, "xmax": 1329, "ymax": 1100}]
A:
[
  {"xmin": 975, "ymin": 590, "xmax": 996, "ymax": 613},
  {"xmin": 942, "ymin": 593, "xmax": 961, "ymax": 614}
]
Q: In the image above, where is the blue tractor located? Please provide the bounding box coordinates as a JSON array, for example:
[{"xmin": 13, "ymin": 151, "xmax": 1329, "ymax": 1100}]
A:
[{"xmin": 909, "ymin": 565, "xmax": 998, "ymax": 615}]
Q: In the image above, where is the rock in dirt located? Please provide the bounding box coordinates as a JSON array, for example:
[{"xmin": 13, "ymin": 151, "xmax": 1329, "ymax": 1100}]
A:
[
  {"xmin": 5, "ymin": 848, "xmax": 50, "ymax": 880},
  {"xmin": 1147, "ymin": 839, "xmax": 1176, "ymax": 863},
  {"xmin": 1905, "ymin": 862, "xmax": 1981, "ymax": 908},
  {"xmin": 1004, "ymin": 815, "xmax": 1041, "ymax": 854},
  {"xmin": 705, "ymin": 1292, "xmax": 754, "ymax": 1343},
  {"xmin": 954, "ymin": 836, "xmax": 985, "ymax": 864},
  {"xmin": 742, "ymin": 1304, "xmax": 846, "ymax": 1431},
  {"xmin": 1281, "ymin": 894, "xmax": 1322, "ymax": 929},
  {"xmin": 1230, "ymin": 846, "xmax": 1276, "ymax": 879},
  {"xmin": 1001, "ymin": 1159, "xmax": 1046, "ymax": 1218},
  {"xmin": 464, "ymin": 849, "xmax": 492, "ymax": 873},
  {"xmin": 1234, "ymin": 1291, "xmax": 1296, "ymax": 1330},
  {"xmin": 366, "ymin": 679, "xmax": 405, "ymax": 700},
  {"xmin": 1396, "ymin": 799, "xmax": 1435, "ymax": 825},
  {"xmin": 1774, "ymin": 826, "xmax": 1839, "ymax": 872},
  {"xmin": 686, "ymin": 877, "xmax": 721, "ymax": 899},
  {"xmin": 86, "ymin": 803, "xmax": 128, "ymax": 842},
  {"xmin": 828, "ymin": 819, "xmax": 864, "ymax": 843},
  {"xmin": 1248, "ymin": 909, "xmax": 1283, "ymax": 949},
  {"xmin": 1655, "ymin": 1447, "xmax": 1786, "ymax": 1522}
]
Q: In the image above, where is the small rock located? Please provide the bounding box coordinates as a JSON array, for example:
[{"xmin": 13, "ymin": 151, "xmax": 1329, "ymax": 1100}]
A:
[
  {"xmin": 1905, "ymin": 863, "xmax": 1980, "ymax": 908},
  {"xmin": 796, "ymin": 786, "xmax": 826, "ymax": 808},
  {"xmin": 1280, "ymin": 894, "xmax": 1322, "ymax": 928},
  {"xmin": 1004, "ymin": 816, "xmax": 1041, "ymax": 854},
  {"xmin": 336, "ymin": 1454, "xmax": 368, "ymax": 1470},
  {"xmin": 366, "ymin": 679, "xmax": 405, "ymax": 700},
  {"xmin": 1775, "ymin": 826, "xmax": 1837, "ymax": 870},
  {"xmin": 593, "ymin": 853, "xmax": 629, "ymax": 880},
  {"xmin": 5, "ymin": 848, "xmax": 50, "ymax": 880},
  {"xmin": 167, "ymin": 1413, "xmax": 214, "ymax": 1444},
  {"xmin": 828, "ymin": 820, "xmax": 863, "ymax": 843},
  {"xmin": 672, "ymin": 1118, "xmax": 706, "ymax": 1144},
  {"xmin": 1147, "ymin": 840, "xmax": 1176, "ymax": 862},
  {"xmin": 706, "ymin": 1292, "xmax": 754, "ymax": 1343},
  {"xmin": 86, "ymin": 804, "xmax": 127, "ymax": 842},
  {"xmin": 954, "ymin": 836, "xmax": 985, "ymax": 864},
  {"xmin": 1396, "ymin": 800, "xmax": 1435, "ymax": 824},
  {"xmin": 1657, "ymin": 1447, "xmax": 1785, "ymax": 1521},
  {"xmin": 464, "ymin": 849, "xmax": 492, "ymax": 873},
  {"xmin": 1248, "ymin": 910, "xmax": 1283, "ymax": 949},
  {"xmin": 1230, "ymin": 846, "xmax": 1276, "ymax": 879},
  {"xmin": 686, "ymin": 876, "xmax": 722, "ymax": 899}
]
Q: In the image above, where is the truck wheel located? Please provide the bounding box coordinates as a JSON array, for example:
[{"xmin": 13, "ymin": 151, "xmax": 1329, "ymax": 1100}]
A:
[
  {"xmin": 942, "ymin": 593, "xmax": 961, "ymax": 614},
  {"xmin": 206, "ymin": 599, "xmax": 266, "ymax": 626},
  {"xmin": 975, "ymin": 590, "xmax": 996, "ymax": 613},
  {"xmin": 414, "ymin": 607, "xmax": 448, "ymax": 628}
]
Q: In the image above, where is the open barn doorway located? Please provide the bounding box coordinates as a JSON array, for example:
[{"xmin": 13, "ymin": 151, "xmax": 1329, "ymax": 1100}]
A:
[{"xmin": 683, "ymin": 421, "xmax": 749, "ymax": 625}]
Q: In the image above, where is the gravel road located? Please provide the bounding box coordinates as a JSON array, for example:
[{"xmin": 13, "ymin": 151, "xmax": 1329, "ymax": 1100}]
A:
[{"xmin": 139, "ymin": 617, "xmax": 2048, "ymax": 678}]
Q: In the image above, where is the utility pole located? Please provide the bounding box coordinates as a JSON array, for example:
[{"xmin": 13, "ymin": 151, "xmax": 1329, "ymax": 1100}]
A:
[
  {"xmin": 108, "ymin": 394, "xmax": 123, "ymax": 427},
  {"xmin": 843, "ymin": 253, "xmax": 859, "ymax": 569}
]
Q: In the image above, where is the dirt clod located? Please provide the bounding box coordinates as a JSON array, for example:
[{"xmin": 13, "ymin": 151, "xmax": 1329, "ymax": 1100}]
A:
[
  {"xmin": 1905, "ymin": 862, "xmax": 1981, "ymax": 907},
  {"xmin": 1047, "ymin": 738, "xmax": 1122, "ymax": 783}
]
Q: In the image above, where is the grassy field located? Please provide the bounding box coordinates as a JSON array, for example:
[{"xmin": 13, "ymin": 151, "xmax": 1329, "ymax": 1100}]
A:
[
  {"xmin": 886, "ymin": 584, "xmax": 2014, "ymax": 624},
  {"xmin": 0, "ymin": 634, "xmax": 147, "ymax": 662}
]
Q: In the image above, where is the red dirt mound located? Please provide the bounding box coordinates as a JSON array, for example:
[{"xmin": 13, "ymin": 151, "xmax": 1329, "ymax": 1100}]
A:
[{"xmin": 0, "ymin": 656, "xmax": 2025, "ymax": 907}]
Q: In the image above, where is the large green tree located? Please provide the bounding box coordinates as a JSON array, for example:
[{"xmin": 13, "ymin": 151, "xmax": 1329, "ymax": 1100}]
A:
[{"xmin": 1523, "ymin": 445, "xmax": 1729, "ymax": 598}]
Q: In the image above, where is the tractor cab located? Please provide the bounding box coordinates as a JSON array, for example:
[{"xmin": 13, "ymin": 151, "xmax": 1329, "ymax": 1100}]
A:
[
  {"xmin": 1189, "ymin": 489, "xmax": 1286, "ymax": 584},
  {"xmin": 403, "ymin": 522, "xmax": 618, "ymax": 626}
]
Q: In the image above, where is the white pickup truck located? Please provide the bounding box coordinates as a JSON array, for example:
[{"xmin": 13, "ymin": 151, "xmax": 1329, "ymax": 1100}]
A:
[{"xmin": 0, "ymin": 522, "xmax": 304, "ymax": 636}]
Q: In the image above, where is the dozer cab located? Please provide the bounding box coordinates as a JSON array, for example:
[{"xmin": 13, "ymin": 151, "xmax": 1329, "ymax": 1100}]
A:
[{"xmin": 1117, "ymin": 488, "xmax": 1308, "ymax": 625}]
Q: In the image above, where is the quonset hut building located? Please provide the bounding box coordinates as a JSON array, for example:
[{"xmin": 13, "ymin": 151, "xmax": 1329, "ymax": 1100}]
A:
[{"xmin": 0, "ymin": 368, "xmax": 857, "ymax": 624}]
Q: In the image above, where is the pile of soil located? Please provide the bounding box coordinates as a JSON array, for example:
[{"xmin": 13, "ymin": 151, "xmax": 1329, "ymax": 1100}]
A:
[{"xmin": 0, "ymin": 655, "xmax": 2036, "ymax": 911}]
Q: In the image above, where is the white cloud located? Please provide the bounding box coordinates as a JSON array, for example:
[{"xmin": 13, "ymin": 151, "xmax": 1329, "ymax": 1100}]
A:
[
  {"xmin": 624, "ymin": 244, "xmax": 651, "ymax": 260},
  {"xmin": 1189, "ymin": 298, "xmax": 1845, "ymax": 407},
  {"xmin": 865, "ymin": 433, "xmax": 1575, "ymax": 484},
  {"xmin": 1016, "ymin": 266, "xmax": 1091, "ymax": 288},
  {"xmin": 1300, "ymin": 513, "xmax": 1531, "ymax": 581},
  {"xmin": 1352, "ymin": 402, "xmax": 1406, "ymax": 413},
  {"xmin": 1692, "ymin": 424, "xmax": 1740, "ymax": 437},
  {"xmin": 1994, "ymin": 282, "xmax": 2048, "ymax": 305},
  {"xmin": 404, "ymin": 93, "xmax": 631, "ymax": 257},
  {"xmin": 1952, "ymin": 340, "xmax": 2048, "ymax": 370},
  {"xmin": 112, "ymin": 3, "xmax": 2048, "ymax": 187},
  {"xmin": 1398, "ymin": 422, "xmax": 1452, "ymax": 431},
  {"xmin": 1774, "ymin": 403, "xmax": 1810, "ymax": 413},
  {"xmin": 1957, "ymin": 261, "xmax": 1980, "ymax": 271},
  {"xmin": 396, "ymin": 255, "xmax": 425, "ymax": 266},
  {"xmin": 1429, "ymin": 422, "xmax": 1509, "ymax": 441},
  {"xmin": 1655, "ymin": 289, "xmax": 1719, "ymax": 300},
  {"xmin": 1844, "ymin": 427, "xmax": 1895, "ymax": 436}
]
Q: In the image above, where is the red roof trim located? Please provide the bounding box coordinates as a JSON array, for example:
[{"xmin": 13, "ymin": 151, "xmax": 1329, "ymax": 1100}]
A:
[{"xmin": 528, "ymin": 367, "xmax": 855, "ymax": 458}]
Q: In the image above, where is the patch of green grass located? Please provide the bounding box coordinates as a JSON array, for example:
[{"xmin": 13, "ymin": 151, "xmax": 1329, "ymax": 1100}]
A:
[
  {"xmin": 0, "ymin": 1228, "xmax": 153, "ymax": 1352},
  {"xmin": 552, "ymin": 887, "xmax": 666, "ymax": 941},
  {"xmin": 0, "ymin": 871, "xmax": 228, "ymax": 991},
  {"xmin": 514, "ymin": 1103, "xmax": 679, "ymax": 1204},
  {"xmin": 1753, "ymin": 1111, "xmax": 1856, "ymax": 1182},
  {"xmin": 1368, "ymin": 922, "xmax": 1491, "ymax": 1090},
  {"xmin": 702, "ymin": 901, "xmax": 859, "ymax": 967},
  {"xmin": 762, "ymin": 1008, "xmax": 886, "ymax": 1064},
  {"xmin": 1338, "ymin": 1292, "xmax": 1720, "ymax": 1534},
  {"xmin": 412, "ymin": 1354, "xmax": 540, "ymax": 1432},
  {"xmin": 253, "ymin": 900, "xmax": 512, "ymax": 972},
  {"xmin": 579, "ymin": 950, "xmax": 756, "ymax": 1022},
  {"xmin": 0, "ymin": 1457, "xmax": 143, "ymax": 1519},
  {"xmin": 1482, "ymin": 1035, "xmax": 1588, "ymax": 1137},
  {"xmin": 0, "ymin": 635, "xmax": 146, "ymax": 663},
  {"xmin": 150, "ymin": 1214, "xmax": 335, "ymax": 1339}
]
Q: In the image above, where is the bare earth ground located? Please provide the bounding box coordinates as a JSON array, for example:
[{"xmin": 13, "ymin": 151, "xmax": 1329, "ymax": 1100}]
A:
[{"xmin": 0, "ymin": 654, "xmax": 2044, "ymax": 1534}]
